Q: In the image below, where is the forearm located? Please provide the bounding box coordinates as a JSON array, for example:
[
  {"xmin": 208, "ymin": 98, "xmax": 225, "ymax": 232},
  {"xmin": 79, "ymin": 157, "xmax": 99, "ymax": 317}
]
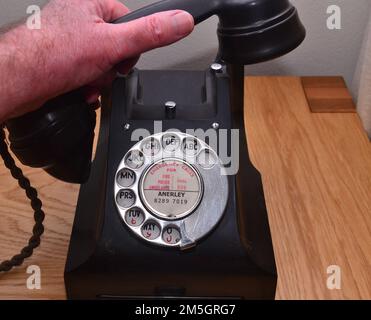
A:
[
  {"xmin": 0, "ymin": 25, "xmax": 50, "ymax": 122},
  {"xmin": 0, "ymin": 6, "xmax": 103, "ymax": 122},
  {"xmin": 0, "ymin": 14, "xmax": 93, "ymax": 122}
]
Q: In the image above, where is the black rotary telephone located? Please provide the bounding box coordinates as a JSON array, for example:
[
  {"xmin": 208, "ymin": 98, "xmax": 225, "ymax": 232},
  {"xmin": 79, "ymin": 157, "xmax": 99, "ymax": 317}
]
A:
[{"xmin": 1, "ymin": 0, "xmax": 305, "ymax": 299}]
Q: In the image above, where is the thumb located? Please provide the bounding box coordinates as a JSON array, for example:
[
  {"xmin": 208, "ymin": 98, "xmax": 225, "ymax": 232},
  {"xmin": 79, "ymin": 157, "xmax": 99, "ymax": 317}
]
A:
[{"xmin": 105, "ymin": 10, "xmax": 194, "ymax": 62}]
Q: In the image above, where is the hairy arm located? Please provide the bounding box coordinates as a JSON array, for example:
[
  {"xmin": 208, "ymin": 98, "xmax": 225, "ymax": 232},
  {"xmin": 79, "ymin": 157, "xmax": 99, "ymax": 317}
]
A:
[
  {"xmin": 0, "ymin": 0, "xmax": 194, "ymax": 122},
  {"xmin": 0, "ymin": 23, "xmax": 49, "ymax": 120}
]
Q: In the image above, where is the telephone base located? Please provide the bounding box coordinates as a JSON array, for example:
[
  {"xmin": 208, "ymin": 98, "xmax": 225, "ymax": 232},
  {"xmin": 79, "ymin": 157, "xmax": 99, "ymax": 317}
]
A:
[{"xmin": 64, "ymin": 68, "xmax": 277, "ymax": 299}]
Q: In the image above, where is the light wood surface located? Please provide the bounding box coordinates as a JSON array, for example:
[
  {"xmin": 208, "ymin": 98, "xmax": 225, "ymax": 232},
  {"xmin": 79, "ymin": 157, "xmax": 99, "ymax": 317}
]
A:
[
  {"xmin": 0, "ymin": 77, "xmax": 370, "ymax": 300},
  {"xmin": 245, "ymin": 77, "xmax": 371, "ymax": 300},
  {"xmin": 301, "ymin": 76, "xmax": 356, "ymax": 113}
]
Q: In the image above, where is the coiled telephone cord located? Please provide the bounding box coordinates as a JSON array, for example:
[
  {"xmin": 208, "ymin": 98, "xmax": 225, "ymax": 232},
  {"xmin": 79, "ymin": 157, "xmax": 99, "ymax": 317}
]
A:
[{"xmin": 0, "ymin": 126, "xmax": 45, "ymax": 272}]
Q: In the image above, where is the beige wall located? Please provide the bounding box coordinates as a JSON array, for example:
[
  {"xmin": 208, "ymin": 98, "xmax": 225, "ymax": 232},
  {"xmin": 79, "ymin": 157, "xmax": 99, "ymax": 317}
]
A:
[{"xmin": 1, "ymin": 0, "xmax": 370, "ymax": 95}]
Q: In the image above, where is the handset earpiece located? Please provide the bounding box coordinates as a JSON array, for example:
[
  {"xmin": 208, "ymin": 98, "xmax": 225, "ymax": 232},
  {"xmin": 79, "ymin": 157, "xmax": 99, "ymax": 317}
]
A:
[{"xmin": 4, "ymin": 0, "xmax": 305, "ymax": 184}]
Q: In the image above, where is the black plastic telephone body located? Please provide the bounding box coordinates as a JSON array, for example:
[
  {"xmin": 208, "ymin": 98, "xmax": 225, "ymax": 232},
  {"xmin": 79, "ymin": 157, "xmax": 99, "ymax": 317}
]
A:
[{"xmin": 4, "ymin": 0, "xmax": 305, "ymax": 299}]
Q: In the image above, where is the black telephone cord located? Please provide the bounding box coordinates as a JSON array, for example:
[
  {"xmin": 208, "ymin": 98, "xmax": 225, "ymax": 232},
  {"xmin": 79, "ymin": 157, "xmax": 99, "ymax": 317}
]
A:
[{"xmin": 0, "ymin": 126, "xmax": 45, "ymax": 272}]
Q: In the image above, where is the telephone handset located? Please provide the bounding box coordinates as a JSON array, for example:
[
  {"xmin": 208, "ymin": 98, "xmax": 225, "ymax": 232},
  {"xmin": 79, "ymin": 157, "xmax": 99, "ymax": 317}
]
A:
[
  {"xmin": 5, "ymin": 0, "xmax": 305, "ymax": 184},
  {"xmin": 1, "ymin": 0, "xmax": 305, "ymax": 299}
]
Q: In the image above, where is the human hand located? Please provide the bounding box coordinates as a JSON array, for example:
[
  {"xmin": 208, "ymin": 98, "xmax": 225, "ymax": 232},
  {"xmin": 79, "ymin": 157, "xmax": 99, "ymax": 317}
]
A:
[{"xmin": 0, "ymin": 0, "xmax": 194, "ymax": 120}]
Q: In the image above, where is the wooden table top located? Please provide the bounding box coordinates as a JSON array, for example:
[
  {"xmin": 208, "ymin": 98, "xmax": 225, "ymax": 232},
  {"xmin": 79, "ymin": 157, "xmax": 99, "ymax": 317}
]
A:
[{"xmin": 0, "ymin": 77, "xmax": 370, "ymax": 300}]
